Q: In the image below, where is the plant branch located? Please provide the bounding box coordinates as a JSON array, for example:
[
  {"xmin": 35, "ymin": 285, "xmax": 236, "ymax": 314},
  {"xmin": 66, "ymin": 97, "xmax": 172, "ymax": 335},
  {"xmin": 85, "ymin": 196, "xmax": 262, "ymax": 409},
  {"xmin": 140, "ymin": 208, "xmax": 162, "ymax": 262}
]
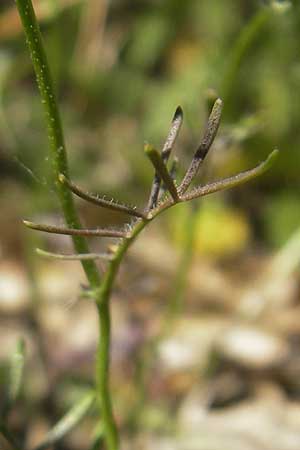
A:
[
  {"xmin": 91, "ymin": 148, "xmax": 277, "ymax": 444},
  {"xmin": 92, "ymin": 149, "xmax": 278, "ymax": 435},
  {"xmin": 59, "ymin": 174, "xmax": 147, "ymax": 219}
]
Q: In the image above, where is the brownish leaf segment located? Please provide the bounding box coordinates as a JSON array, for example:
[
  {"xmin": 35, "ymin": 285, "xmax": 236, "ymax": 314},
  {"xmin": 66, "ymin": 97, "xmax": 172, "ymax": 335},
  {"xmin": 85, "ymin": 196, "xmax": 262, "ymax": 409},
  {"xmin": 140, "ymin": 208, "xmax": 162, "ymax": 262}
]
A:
[
  {"xmin": 178, "ymin": 98, "xmax": 223, "ymax": 195},
  {"xmin": 147, "ymin": 106, "xmax": 183, "ymax": 210}
]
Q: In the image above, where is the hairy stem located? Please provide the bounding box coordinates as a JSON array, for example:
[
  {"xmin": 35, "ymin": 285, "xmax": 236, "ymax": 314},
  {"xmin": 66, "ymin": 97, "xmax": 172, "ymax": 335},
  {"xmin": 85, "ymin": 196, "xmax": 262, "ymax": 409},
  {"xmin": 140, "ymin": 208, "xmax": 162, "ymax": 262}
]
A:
[
  {"xmin": 15, "ymin": 0, "xmax": 100, "ymax": 287},
  {"xmin": 15, "ymin": 1, "xmax": 118, "ymax": 448},
  {"xmin": 59, "ymin": 174, "xmax": 147, "ymax": 219},
  {"xmin": 23, "ymin": 221, "xmax": 129, "ymax": 238}
]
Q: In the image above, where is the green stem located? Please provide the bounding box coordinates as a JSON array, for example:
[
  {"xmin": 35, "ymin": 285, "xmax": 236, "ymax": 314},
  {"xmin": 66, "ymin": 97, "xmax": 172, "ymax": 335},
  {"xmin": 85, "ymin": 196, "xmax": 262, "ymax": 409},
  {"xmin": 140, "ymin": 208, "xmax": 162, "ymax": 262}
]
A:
[
  {"xmin": 15, "ymin": 0, "xmax": 100, "ymax": 288},
  {"xmin": 15, "ymin": 1, "xmax": 118, "ymax": 447},
  {"xmin": 96, "ymin": 303, "xmax": 119, "ymax": 450},
  {"xmin": 94, "ymin": 219, "xmax": 148, "ymax": 448},
  {"xmin": 97, "ymin": 220, "xmax": 148, "ymax": 305}
]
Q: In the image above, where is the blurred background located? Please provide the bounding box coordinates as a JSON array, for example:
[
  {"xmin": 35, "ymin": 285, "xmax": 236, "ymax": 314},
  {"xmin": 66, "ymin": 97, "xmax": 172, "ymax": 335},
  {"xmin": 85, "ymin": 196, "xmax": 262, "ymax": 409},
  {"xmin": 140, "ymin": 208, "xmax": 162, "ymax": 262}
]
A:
[{"xmin": 1, "ymin": 0, "xmax": 300, "ymax": 449}]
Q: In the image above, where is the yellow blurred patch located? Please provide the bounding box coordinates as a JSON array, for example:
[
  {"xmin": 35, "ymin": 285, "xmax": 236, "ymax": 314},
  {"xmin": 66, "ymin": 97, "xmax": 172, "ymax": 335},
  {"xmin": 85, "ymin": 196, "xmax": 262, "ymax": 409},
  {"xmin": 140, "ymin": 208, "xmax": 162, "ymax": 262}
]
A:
[{"xmin": 171, "ymin": 200, "xmax": 251, "ymax": 258}]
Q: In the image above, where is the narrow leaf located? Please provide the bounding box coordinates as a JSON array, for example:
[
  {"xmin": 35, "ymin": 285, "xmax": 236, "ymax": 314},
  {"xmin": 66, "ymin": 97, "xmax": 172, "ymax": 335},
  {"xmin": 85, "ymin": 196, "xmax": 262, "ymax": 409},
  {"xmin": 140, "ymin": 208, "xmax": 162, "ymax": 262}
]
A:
[
  {"xmin": 59, "ymin": 174, "xmax": 147, "ymax": 219},
  {"xmin": 147, "ymin": 106, "xmax": 183, "ymax": 209},
  {"xmin": 182, "ymin": 149, "xmax": 278, "ymax": 202},
  {"xmin": 179, "ymin": 98, "xmax": 223, "ymax": 194},
  {"xmin": 36, "ymin": 248, "xmax": 113, "ymax": 261},
  {"xmin": 23, "ymin": 221, "xmax": 128, "ymax": 238}
]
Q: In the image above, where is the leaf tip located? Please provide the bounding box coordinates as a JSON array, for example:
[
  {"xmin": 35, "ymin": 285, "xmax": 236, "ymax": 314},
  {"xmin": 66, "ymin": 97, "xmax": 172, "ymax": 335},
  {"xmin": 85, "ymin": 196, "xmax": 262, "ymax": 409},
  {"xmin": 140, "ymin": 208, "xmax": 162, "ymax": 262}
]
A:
[
  {"xmin": 144, "ymin": 143, "xmax": 155, "ymax": 155},
  {"xmin": 23, "ymin": 220, "xmax": 33, "ymax": 228},
  {"xmin": 174, "ymin": 105, "xmax": 183, "ymax": 119},
  {"xmin": 264, "ymin": 148, "xmax": 279, "ymax": 170}
]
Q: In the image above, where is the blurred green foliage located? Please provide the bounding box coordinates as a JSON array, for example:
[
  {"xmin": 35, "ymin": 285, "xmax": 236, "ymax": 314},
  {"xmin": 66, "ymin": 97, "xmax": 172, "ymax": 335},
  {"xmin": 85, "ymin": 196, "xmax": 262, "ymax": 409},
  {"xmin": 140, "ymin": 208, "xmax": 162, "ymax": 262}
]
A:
[{"xmin": 0, "ymin": 0, "xmax": 299, "ymax": 252}]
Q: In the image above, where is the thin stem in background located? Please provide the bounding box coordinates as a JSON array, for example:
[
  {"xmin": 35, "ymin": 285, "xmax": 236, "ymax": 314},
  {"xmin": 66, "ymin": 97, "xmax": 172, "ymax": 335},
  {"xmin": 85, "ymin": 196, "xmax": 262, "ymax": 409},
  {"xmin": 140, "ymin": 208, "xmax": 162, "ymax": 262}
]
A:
[
  {"xmin": 33, "ymin": 391, "xmax": 95, "ymax": 450},
  {"xmin": 220, "ymin": 6, "xmax": 272, "ymax": 108},
  {"xmin": 73, "ymin": 0, "xmax": 109, "ymax": 75}
]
